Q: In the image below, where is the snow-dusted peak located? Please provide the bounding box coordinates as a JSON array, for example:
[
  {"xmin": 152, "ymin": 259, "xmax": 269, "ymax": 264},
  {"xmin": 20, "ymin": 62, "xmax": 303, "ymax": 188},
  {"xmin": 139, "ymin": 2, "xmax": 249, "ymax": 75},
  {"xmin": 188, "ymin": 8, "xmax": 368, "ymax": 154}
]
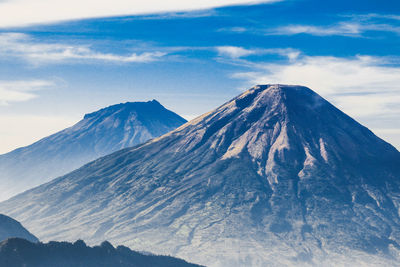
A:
[{"xmin": 83, "ymin": 100, "xmax": 165, "ymax": 120}]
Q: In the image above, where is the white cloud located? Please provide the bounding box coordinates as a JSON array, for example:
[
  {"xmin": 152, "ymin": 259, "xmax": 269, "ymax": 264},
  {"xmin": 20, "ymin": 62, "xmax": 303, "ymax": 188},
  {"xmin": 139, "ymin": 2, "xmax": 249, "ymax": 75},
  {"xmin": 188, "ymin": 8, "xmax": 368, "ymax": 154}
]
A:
[
  {"xmin": 217, "ymin": 46, "xmax": 257, "ymax": 58},
  {"xmin": 0, "ymin": 80, "xmax": 54, "ymax": 105},
  {"xmin": 267, "ymin": 21, "xmax": 400, "ymax": 37},
  {"xmin": 216, "ymin": 46, "xmax": 300, "ymax": 60},
  {"xmin": 218, "ymin": 26, "xmax": 248, "ymax": 33},
  {"xmin": 343, "ymin": 13, "xmax": 400, "ymax": 22},
  {"xmin": 221, "ymin": 14, "xmax": 400, "ymax": 37},
  {"xmin": 270, "ymin": 22, "xmax": 363, "ymax": 36},
  {"xmin": 234, "ymin": 56, "xmax": 400, "ymax": 121},
  {"xmin": 132, "ymin": 10, "xmax": 218, "ymax": 20},
  {"xmin": 0, "ymin": 0, "xmax": 281, "ymax": 28},
  {"xmin": 235, "ymin": 55, "xmax": 400, "ymax": 96},
  {"xmin": 0, "ymin": 33, "xmax": 166, "ymax": 64}
]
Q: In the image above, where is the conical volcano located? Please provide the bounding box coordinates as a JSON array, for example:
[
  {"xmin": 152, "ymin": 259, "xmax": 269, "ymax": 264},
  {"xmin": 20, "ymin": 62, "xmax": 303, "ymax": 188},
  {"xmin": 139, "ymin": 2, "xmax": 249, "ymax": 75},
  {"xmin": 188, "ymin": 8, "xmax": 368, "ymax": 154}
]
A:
[
  {"xmin": 1, "ymin": 85, "xmax": 399, "ymax": 266},
  {"xmin": 0, "ymin": 100, "xmax": 186, "ymax": 201}
]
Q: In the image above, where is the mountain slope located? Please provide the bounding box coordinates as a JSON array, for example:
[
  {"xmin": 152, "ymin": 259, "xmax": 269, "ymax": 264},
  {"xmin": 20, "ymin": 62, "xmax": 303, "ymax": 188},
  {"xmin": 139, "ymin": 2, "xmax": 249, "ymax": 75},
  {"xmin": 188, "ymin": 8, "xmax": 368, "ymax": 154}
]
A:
[
  {"xmin": 0, "ymin": 100, "xmax": 186, "ymax": 200},
  {"xmin": 1, "ymin": 85, "xmax": 399, "ymax": 266},
  {"xmin": 0, "ymin": 238, "xmax": 203, "ymax": 267},
  {"xmin": 0, "ymin": 214, "xmax": 38, "ymax": 243}
]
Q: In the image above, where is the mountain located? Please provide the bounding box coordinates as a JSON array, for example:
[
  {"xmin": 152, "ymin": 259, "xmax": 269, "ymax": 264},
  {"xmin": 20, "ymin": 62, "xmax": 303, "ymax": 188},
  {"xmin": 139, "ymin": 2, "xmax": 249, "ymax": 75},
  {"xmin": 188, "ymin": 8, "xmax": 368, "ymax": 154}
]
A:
[
  {"xmin": 0, "ymin": 214, "xmax": 38, "ymax": 243},
  {"xmin": 0, "ymin": 85, "xmax": 399, "ymax": 266},
  {"xmin": 0, "ymin": 238, "xmax": 203, "ymax": 267},
  {"xmin": 0, "ymin": 100, "xmax": 187, "ymax": 201}
]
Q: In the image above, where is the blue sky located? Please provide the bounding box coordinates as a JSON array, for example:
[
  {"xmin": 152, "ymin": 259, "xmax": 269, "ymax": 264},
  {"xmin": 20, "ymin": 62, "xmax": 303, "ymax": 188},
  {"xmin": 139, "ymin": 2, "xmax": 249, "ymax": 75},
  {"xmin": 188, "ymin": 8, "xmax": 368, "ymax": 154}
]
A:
[{"xmin": 0, "ymin": 0, "xmax": 399, "ymax": 153}]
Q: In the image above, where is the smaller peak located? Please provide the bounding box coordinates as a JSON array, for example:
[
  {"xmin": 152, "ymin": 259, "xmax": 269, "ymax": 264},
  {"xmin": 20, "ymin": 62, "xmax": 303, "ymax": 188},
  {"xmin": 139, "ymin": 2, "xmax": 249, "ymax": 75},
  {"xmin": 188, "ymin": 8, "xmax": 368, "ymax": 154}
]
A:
[
  {"xmin": 83, "ymin": 100, "xmax": 165, "ymax": 120},
  {"xmin": 73, "ymin": 239, "xmax": 87, "ymax": 248},
  {"xmin": 100, "ymin": 241, "xmax": 114, "ymax": 250},
  {"xmin": 149, "ymin": 99, "xmax": 161, "ymax": 105}
]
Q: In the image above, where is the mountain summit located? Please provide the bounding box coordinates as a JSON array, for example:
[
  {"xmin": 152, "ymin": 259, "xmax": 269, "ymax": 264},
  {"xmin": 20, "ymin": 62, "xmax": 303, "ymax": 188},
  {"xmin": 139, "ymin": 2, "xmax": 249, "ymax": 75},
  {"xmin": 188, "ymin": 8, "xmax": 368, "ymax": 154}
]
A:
[
  {"xmin": 0, "ymin": 100, "xmax": 186, "ymax": 201},
  {"xmin": 1, "ymin": 85, "xmax": 399, "ymax": 266}
]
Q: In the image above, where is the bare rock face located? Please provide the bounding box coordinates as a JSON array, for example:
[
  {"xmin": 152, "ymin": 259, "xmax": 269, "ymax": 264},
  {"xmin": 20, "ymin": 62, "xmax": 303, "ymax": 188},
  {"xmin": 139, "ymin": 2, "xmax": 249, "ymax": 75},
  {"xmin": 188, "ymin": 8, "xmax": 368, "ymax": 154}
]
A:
[
  {"xmin": 0, "ymin": 214, "xmax": 38, "ymax": 243},
  {"xmin": 0, "ymin": 100, "xmax": 186, "ymax": 201},
  {"xmin": 1, "ymin": 85, "xmax": 399, "ymax": 266}
]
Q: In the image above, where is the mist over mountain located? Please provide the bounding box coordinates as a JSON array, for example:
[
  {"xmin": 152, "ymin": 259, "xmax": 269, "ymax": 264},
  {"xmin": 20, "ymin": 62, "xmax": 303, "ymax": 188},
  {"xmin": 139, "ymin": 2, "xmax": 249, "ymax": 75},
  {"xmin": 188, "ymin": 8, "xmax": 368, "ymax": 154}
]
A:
[
  {"xmin": 0, "ymin": 214, "xmax": 38, "ymax": 243},
  {"xmin": 0, "ymin": 238, "xmax": 203, "ymax": 267},
  {"xmin": 1, "ymin": 85, "xmax": 399, "ymax": 266},
  {"xmin": 0, "ymin": 100, "xmax": 187, "ymax": 201}
]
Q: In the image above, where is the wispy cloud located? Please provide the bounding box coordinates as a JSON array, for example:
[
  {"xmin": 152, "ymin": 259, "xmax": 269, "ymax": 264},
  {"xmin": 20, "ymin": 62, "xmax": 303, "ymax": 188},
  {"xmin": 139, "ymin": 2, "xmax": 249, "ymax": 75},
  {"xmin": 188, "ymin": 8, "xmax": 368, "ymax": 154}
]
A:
[
  {"xmin": 0, "ymin": 0, "xmax": 281, "ymax": 28},
  {"xmin": 221, "ymin": 13, "xmax": 400, "ymax": 37},
  {"xmin": 267, "ymin": 21, "xmax": 400, "ymax": 37},
  {"xmin": 218, "ymin": 27, "xmax": 248, "ymax": 33},
  {"xmin": 342, "ymin": 13, "xmax": 400, "ymax": 22},
  {"xmin": 0, "ymin": 80, "xmax": 54, "ymax": 105},
  {"xmin": 268, "ymin": 22, "xmax": 363, "ymax": 37},
  {"xmin": 232, "ymin": 54, "xmax": 400, "ymax": 118},
  {"xmin": 128, "ymin": 10, "xmax": 218, "ymax": 20},
  {"xmin": 0, "ymin": 33, "xmax": 167, "ymax": 64},
  {"xmin": 216, "ymin": 46, "xmax": 257, "ymax": 58},
  {"xmin": 216, "ymin": 46, "xmax": 300, "ymax": 60}
]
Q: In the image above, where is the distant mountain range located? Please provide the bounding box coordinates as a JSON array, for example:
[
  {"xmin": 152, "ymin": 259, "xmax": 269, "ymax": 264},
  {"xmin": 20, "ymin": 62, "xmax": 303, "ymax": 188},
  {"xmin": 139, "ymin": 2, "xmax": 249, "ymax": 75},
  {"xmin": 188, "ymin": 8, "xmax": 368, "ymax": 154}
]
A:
[
  {"xmin": 0, "ymin": 214, "xmax": 38, "ymax": 243},
  {"xmin": 0, "ymin": 238, "xmax": 203, "ymax": 267},
  {"xmin": 0, "ymin": 100, "xmax": 186, "ymax": 201},
  {"xmin": 1, "ymin": 85, "xmax": 399, "ymax": 266}
]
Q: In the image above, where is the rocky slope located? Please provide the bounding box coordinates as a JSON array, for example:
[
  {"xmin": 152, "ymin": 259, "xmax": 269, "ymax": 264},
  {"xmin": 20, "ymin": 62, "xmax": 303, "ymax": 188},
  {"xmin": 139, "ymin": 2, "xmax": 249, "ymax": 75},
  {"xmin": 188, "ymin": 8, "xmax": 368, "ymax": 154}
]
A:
[
  {"xmin": 0, "ymin": 238, "xmax": 203, "ymax": 267},
  {"xmin": 0, "ymin": 214, "xmax": 38, "ymax": 243},
  {"xmin": 0, "ymin": 100, "xmax": 186, "ymax": 201},
  {"xmin": 0, "ymin": 85, "xmax": 399, "ymax": 266}
]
